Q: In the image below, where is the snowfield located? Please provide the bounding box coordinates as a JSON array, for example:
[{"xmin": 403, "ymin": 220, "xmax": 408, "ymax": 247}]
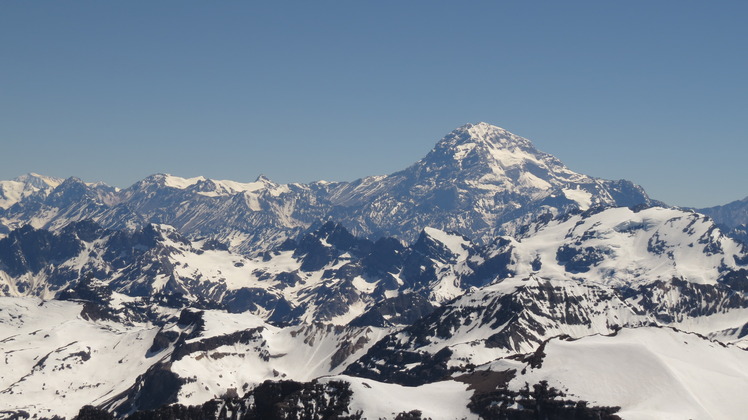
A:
[
  {"xmin": 0, "ymin": 298, "xmax": 160, "ymax": 419},
  {"xmin": 327, "ymin": 375, "xmax": 478, "ymax": 420},
  {"xmin": 492, "ymin": 327, "xmax": 748, "ymax": 420},
  {"xmin": 509, "ymin": 206, "xmax": 746, "ymax": 287}
]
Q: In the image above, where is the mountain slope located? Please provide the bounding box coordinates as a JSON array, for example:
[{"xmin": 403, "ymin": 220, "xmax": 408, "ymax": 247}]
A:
[
  {"xmin": 471, "ymin": 327, "xmax": 748, "ymax": 420},
  {"xmin": 699, "ymin": 195, "xmax": 748, "ymax": 229},
  {"xmin": 0, "ymin": 298, "xmax": 162, "ymax": 419},
  {"xmin": 0, "ymin": 297, "xmax": 389, "ymax": 419}
]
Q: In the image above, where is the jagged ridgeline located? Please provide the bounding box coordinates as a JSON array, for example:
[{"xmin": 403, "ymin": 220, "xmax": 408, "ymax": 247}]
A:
[
  {"xmin": 0, "ymin": 123, "xmax": 657, "ymax": 254},
  {"xmin": 1, "ymin": 123, "xmax": 748, "ymax": 419}
]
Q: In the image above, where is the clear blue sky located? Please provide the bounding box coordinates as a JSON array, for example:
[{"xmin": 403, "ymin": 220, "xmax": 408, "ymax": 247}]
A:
[{"xmin": 1, "ymin": 1, "xmax": 746, "ymax": 208}]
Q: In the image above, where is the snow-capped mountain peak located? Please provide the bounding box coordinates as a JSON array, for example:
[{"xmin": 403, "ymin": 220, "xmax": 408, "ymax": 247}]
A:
[
  {"xmin": 449, "ymin": 122, "xmax": 533, "ymax": 149},
  {"xmin": 428, "ymin": 123, "xmax": 532, "ymax": 164},
  {"xmin": 417, "ymin": 122, "xmax": 588, "ymax": 192},
  {"xmin": 14, "ymin": 172, "xmax": 64, "ymax": 189},
  {"xmin": 0, "ymin": 173, "xmax": 64, "ymax": 210},
  {"xmin": 158, "ymin": 173, "xmax": 207, "ymax": 189},
  {"xmin": 131, "ymin": 173, "xmax": 281, "ymax": 199}
]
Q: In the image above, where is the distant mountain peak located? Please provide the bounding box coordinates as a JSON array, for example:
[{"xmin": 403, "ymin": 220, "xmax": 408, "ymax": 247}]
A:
[
  {"xmin": 255, "ymin": 174, "xmax": 273, "ymax": 183},
  {"xmin": 14, "ymin": 172, "xmax": 64, "ymax": 188},
  {"xmin": 163, "ymin": 174, "xmax": 206, "ymax": 189},
  {"xmin": 0, "ymin": 173, "xmax": 65, "ymax": 210},
  {"xmin": 427, "ymin": 123, "xmax": 544, "ymax": 170},
  {"xmin": 412, "ymin": 122, "xmax": 583, "ymax": 195}
]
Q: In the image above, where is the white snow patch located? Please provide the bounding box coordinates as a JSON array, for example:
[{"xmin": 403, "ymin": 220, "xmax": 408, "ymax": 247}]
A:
[
  {"xmin": 423, "ymin": 227, "xmax": 469, "ymax": 259},
  {"xmin": 562, "ymin": 187, "xmax": 593, "ymax": 210},
  {"xmin": 163, "ymin": 174, "xmax": 206, "ymax": 189},
  {"xmin": 327, "ymin": 375, "xmax": 478, "ymax": 419}
]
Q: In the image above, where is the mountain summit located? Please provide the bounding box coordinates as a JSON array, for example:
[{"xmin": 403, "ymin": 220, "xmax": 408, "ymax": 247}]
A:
[
  {"xmin": 327, "ymin": 122, "xmax": 655, "ymax": 242},
  {"xmin": 0, "ymin": 123, "xmax": 656, "ymax": 252},
  {"xmin": 413, "ymin": 122, "xmax": 591, "ymax": 195},
  {"xmin": 432, "ymin": 122, "xmax": 535, "ymax": 154}
]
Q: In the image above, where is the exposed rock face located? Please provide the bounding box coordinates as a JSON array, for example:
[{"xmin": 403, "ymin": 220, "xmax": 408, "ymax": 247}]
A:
[{"xmin": 467, "ymin": 380, "xmax": 622, "ymax": 420}]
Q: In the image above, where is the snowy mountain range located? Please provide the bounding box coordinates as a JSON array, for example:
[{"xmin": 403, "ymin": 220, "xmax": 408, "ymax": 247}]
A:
[
  {"xmin": 0, "ymin": 123, "xmax": 657, "ymax": 254},
  {"xmin": 1, "ymin": 123, "xmax": 748, "ymax": 419}
]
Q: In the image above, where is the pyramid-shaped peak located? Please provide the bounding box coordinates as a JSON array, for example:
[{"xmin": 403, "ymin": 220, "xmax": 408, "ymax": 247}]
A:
[
  {"xmin": 423, "ymin": 122, "xmax": 546, "ymax": 170},
  {"xmin": 447, "ymin": 122, "xmax": 535, "ymax": 149},
  {"xmin": 407, "ymin": 122, "xmax": 589, "ymax": 192},
  {"xmin": 255, "ymin": 174, "xmax": 273, "ymax": 183}
]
